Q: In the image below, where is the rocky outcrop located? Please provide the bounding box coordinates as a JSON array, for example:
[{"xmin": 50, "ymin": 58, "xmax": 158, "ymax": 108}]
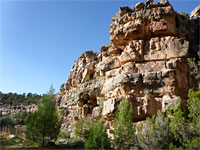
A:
[
  {"xmin": 56, "ymin": 0, "xmax": 199, "ymax": 131},
  {"xmin": 0, "ymin": 104, "xmax": 37, "ymax": 116}
]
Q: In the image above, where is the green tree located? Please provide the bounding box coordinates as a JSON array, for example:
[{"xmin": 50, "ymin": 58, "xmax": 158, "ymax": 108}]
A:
[
  {"xmin": 185, "ymin": 84, "xmax": 200, "ymax": 149},
  {"xmin": 26, "ymin": 85, "xmax": 61, "ymax": 147},
  {"xmin": 113, "ymin": 98, "xmax": 135, "ymax": 150},
  {"xmin": 84, "ymin": 118, "xmax": 111, "ymax": 150}
]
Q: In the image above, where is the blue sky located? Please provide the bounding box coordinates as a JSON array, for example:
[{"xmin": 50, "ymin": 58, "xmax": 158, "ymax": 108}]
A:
[{"xmin": 0, "ymin": 0, "xmax": 199, "ymax": 94}]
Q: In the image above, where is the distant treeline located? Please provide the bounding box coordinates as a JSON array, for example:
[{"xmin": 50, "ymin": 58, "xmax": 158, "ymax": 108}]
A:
[{"xmin": 0, "ymin": 92, "xmax": 42, "ymax": 106}]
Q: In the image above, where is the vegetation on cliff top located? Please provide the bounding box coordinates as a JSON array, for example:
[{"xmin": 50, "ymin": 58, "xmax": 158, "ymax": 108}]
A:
[{"xmin": 0, "ymin": 92, "xmax": 41, "ymax": 106}]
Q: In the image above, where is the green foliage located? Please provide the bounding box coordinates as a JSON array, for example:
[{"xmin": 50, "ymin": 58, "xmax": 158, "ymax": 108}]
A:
[
  {"xmin": 113, "ymin": 98, "xmax": 135, "ymax": 149},
  {"xmin": 74, "ymin": 118, "xmax": 111, "ymax": 150},
  {"xmin": 84, "ymin": 75, "xmax": 90, "ymax": 82},
  {"xmin": 0, "ymin": 116, "xmax": 15, "ymax": 126},
  {"xmin": 185, "ymin": 84, "xmax": 200, "ymax": 149},
  {"xmin": 167, "ymin": 102, "xmax": 188, "ymax": 148},
  {"xmin": 188, "ymin": 84, "xmax": 200, "ymax": 125},
  {"xmin": 137, "ymin": 96, "xmax": 200, "ymax": 150},
  {"xmin": 137, "ymin": 111, "xmax": 170, "ymax": 150},
  {"xmin": 0, "ymin": 92, "xmax": 41, "ymax": 106},
  {"xmin": 74, "ymin": 119, "xmax": 90, "ymax": 141},
  {"xmin": 25, "ymin": 86, "xmax": 62, "ymax": 147},
  {"xmin": 58, "ymin": 130, "xmax": 71, "ymax": 139},
  {"xmin": 84, "ymin": 119, "xmax": 111, "ymax": 150},
  {"xmin": 187, "ymin": 51, "xmax": 200, "ymax": 79},
  {"xmin": 13, "ymin": 111, "xmax": 31, "ymax": 125},
  {"xmin": 185, "ymin": 137, "xmax": 200, "ymax": 150},
  {"xmin": 60, "ymin": 83, "xmax": 65, "ymax": 93},
  {"xmin": 180, "ymin": 12, "xmax": 189, "ymax": 17}
]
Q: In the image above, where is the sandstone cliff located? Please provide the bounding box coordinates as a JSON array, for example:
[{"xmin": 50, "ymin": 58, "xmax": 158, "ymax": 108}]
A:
[{"xmin": 56, "ymin": 0, "xmax": 199, "ymax": 131}]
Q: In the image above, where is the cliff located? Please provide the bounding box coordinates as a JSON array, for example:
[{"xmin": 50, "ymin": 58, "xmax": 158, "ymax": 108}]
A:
[{"xmin": 56, "ymin": 0, "xmax": 199, "ymax": 132}]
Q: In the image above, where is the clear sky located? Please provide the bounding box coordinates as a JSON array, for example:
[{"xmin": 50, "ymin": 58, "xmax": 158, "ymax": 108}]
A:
[{"xmin": 0, "ymin": 0, "xmax": 199, "ymax": 94}]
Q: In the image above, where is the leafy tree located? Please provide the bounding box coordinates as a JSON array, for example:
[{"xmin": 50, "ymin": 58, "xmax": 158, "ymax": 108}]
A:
[
  {"xmin": 84, "ymin": 118, "xmax": 111, "ymax": 150},
  {"xmin": 113, "ymin": 98, "xmax": 135, "ymax": 150},
  {"xmin": 26, "ymin": 85, "xmax": 62, "ymax": 147}
]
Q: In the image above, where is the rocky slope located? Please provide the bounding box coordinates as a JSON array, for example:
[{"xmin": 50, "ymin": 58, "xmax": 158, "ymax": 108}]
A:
[{"xmin": 56, "ymin": 0, "xmax": 199, "ymax": 132}]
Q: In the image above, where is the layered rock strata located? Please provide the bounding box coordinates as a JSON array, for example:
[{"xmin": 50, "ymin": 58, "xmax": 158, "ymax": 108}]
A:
[
  {"xmin": 0, "ymin": 104, "xmax": 37, "ymax": 116},
  {"xmin": 56, "ymin": 0, "xmax": 199, "ymax": 131}
]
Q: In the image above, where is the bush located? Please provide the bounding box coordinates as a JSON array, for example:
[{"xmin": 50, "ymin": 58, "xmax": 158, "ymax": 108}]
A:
[
  {"xmin": 84, "ymin": 119, "xmax": 111, "ymax": 150},
  {"xmin": 74, "ymin": 119, "xmax": 90, "ymax": 141},
  {"xmin": 137, "ymin": 96, "xmax": 200, "ymax": 150},
  {"xmin": 74, "ymin": 118, "xmax": 111, "ymax": 150},
  {"xmin": 137, "ymin": 111, "xmax": 170, "ymax": 150}
]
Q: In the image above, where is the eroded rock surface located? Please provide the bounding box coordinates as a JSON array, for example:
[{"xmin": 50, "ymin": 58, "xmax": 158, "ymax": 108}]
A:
[
  {"xmin": 56, "ymin": 0, "xmax": 199, "ymax": 131},
  {"xmin": 0, "ymin": 104, "xmax": 37, "ymax": 116}
]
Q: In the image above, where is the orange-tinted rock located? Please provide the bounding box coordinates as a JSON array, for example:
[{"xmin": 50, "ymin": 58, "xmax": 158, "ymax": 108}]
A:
[{"xmin": 56, "ymin": 0, "xmax": 199, "ymax": 133}]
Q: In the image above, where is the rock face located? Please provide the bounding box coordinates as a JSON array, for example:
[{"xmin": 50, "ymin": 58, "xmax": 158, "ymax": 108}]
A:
[
  {"xmin": 56, "ymin": 0, "xmax": 199, "ymax": 130},
  {"xmin": 0, "ymin": 104, "xmax": 37, "ymax": 116}
]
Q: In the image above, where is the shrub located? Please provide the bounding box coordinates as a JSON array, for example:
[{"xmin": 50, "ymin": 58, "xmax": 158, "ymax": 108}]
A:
[
  {"xmin": 74, "ymin": 119, "xmax": 90, "ymax": 141},
  {"xmin": 84, "ymin": 118, "xmax": 111, "ymax": 150},
  {"xmin": 137, "ymin": 111, "xmax": 170, "ymax": 150},
  {"xmin": 74, "ymin": 118, "xmax": 111, "ymax": 150}
]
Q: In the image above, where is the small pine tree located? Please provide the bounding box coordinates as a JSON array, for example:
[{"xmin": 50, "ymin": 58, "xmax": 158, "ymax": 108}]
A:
[
  {"xmin": 26, "ymin": 85, "xmax": 62, "ymax": 147},
  {"xmin": 113, "ymin": 98, "xmax": 135, "ymax": 150}
]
